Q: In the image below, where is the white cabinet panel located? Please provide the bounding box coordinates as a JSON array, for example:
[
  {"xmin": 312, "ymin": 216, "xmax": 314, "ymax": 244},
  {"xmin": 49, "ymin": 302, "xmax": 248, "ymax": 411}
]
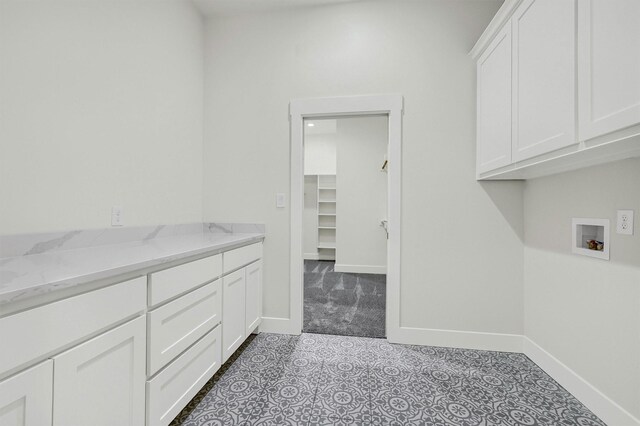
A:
[
  {"xmin": 512, "ymin": 0, "xmax": 577, "ymax": 161},
  {"xmin": 223, "ymin": 242, "xmax": 262, "ymax": 274},
  {"xmin": 578, "ymin": 0, "xmax": 640, "ymax": 140},
  {"xmin": 146, "ymin": 326, "xmax": 221, "ymax": 426},
  {"xmin": 222, "ymin": 269, "xmax": 245, "ymax": 362},
  {"xmin": 0, "ymin": 361, "xmax": 52, "ymax": 426},
  {"xmin": 0, "ymin": 277, "xmax": 146, "ymax": 376},
  {"xmin": 477, "ymin": 24, "xmax": 512, "ymax": 174},
  {"xmin": 245, "ymin": 260, "xmax": 262, "ymax": 335},
  {"xmin": 53, "ymin": 316, "xmax": 146, "ymax": 426},
  {"xmin": 149, "ymin": 254, "xmax": 222, "ymax": 307},
  {"xmin": 147, "ymin": 280, "xmax": 221, "ymax": 375}
]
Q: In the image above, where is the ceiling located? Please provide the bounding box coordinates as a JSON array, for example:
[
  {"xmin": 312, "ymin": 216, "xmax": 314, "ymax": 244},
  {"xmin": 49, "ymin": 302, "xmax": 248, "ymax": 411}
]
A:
[{"xmin": 192, "ymin": 0, "xmax": 362, "ymax": 17}]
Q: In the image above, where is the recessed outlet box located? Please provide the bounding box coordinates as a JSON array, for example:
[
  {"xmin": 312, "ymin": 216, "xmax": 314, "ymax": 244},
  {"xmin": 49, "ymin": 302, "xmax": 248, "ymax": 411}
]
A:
[
  {"xmin": 616, "ymin": 210, "xmax": 634, "ymax": 235},
  {"xmin": 572, "ymin": 218, "xmax": 609, "ymax": 260}
]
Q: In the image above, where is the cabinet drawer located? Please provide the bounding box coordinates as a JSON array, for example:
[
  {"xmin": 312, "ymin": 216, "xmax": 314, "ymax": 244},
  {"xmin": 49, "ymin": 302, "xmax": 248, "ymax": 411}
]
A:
[
  {"xmin": 223, "ymin": 242, "xmax": 262, "ymax": 273},
  {"xmin": 146, "ymin": 326, "xmax": 221, "ymax": 426},
  {"xmin": 0, "ymin": 277, "xmax": 146, "ymax": 376},
  {"xmin": 149, "ymin": 254, "xmax": 222, "ymax": 306},
  {"xmin": 147, "ymin": 280, "xmax": 221, "ymax": 376}
]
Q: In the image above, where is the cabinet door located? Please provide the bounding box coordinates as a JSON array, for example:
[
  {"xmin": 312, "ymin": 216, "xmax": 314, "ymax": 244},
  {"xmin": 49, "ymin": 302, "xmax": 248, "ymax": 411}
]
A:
[
  {"xmin": 53, "ymin": 316, "xmax": 146, "ymax": 426},
  {"xmin": 245, "ymin": 260, "xmax": 262, "ymax": 336},
  {"xmin": 578, "ymin": 0, "xmax": 640, "ymax": 140},
  {"xmin": 222, "ymin": 268, "xmax": 246, "ymax": 362},
  {"xmin": 512, "ymin": 0, "xmax": 577, "ymax": 161},
  {"xmin": 477, "ymin": 24, "xmax": 513, "ymax": 174},
  {"xmin": 0, "ymin": 361, "xmax": 53, "ymax": 426}
]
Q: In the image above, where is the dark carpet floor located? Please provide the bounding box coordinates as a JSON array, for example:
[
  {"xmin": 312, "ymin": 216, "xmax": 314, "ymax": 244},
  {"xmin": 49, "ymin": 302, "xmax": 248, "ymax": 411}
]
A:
[{"xmin": 303, "ymin": 260, "xmax": 386, "ymax": 338}]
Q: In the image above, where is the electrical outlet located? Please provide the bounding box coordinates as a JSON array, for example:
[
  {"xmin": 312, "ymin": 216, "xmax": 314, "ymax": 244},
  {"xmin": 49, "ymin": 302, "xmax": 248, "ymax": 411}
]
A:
[
  {"xmin": 276, "ymin": 193, "xmax": 286, "ymax": 208},
  {"xmin": 616, "ymin": 210, "xmax": 634, "ymax": 235},
  {"xmin": 111, "ymin": 206, "xmax": 124, "ymax": 227}
]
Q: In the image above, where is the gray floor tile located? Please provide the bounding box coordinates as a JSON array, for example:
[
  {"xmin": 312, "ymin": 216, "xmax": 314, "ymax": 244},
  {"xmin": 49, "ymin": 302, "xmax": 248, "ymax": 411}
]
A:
[
  {"xmin": 172, "ymin": 332, "xmax": 606, "ymax": 426},
  {"xmin": 312, "ymin": 379, "xmax": 371, "ymax": 423},
  {"xmin": 253, "ymin": 374, "xmax": 319, "ymax": 425}
]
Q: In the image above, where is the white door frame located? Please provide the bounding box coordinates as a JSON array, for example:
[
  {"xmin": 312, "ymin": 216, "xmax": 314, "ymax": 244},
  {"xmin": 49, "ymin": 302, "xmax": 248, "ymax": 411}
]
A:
[{"xmin": 289, "ymin": 94, "xmax": 403, "ymax": 340}]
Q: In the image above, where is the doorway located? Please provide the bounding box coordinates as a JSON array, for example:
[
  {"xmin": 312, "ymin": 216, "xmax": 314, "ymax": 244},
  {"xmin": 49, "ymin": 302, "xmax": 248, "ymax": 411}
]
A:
[
  {"xmin": 302, "ymin": 115, "xmax": 389, "ymax": 337},
  {"xmin": 289, "ymin": 95, "xmax": 403, "ymax": 341}
]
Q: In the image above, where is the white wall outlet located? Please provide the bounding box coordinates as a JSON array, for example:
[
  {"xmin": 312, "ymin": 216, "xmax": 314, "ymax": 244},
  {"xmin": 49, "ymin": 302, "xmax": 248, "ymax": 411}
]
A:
[
  {"xmin": 616, "ymin": 210, "xmax": 634, "ymax": 235},
  {"xmin": 111, "ymin": 205, "xmax": 124, "ymax": 227},
  {"xmin": 276, "ymin": 193, "xmax": 286, "ymax": 208}
]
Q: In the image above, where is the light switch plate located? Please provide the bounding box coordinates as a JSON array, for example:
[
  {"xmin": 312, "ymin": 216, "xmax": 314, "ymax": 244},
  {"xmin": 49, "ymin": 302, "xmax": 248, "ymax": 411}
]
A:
[
  {"xmin": 276, "ymin": 193, "xmax": 286, "ymax": 208},
  {"xmin": 616, "ymin": 210, "xmax": 634, "ymax": 235}
]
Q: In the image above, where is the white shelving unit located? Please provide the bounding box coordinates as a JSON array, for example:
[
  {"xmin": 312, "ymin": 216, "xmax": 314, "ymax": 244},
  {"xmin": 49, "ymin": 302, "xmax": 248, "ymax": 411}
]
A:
[{"xmin": 317, "ymin": 175, "xmax": 336, "ymax": 260}]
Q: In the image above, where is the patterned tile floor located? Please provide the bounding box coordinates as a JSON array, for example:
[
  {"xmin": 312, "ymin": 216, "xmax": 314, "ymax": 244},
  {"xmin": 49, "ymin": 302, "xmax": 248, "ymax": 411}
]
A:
[
  {"xmin": 172, "ymin": 332, "xmax": 605, "ymax": 426},
  {"xmin": 304, "ymin": 260, "xmax": 386, "ymax": 338}
]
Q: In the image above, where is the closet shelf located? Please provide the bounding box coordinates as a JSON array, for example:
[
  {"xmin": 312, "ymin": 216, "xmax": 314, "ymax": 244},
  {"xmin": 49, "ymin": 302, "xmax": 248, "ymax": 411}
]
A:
[{"xmin": 317, "ymin": 242, "xmax": 336, "ymax": 249}]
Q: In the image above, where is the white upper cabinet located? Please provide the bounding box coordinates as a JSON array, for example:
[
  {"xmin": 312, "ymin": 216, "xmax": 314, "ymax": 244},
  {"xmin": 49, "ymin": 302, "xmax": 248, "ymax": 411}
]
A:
[
  {"xmin": 477, "ymin": 24, "xmax": 512, "ymax": 173},
  {"xmin": 578, "ymin": 0, "xmax": 640, "ymax": 140},
  {"xmin": 512, "ymin": 0, "xmax": 577, "ymax": 162},
  {"xmin": 471, "ymin": 0, "xmax": 640, "ymax": 179}
]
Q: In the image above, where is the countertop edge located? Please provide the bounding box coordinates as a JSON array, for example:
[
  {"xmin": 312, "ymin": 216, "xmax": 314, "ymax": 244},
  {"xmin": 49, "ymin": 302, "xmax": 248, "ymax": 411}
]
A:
[{"xmin": 0, "ymin": 234, "xmax": 265, "ymax": 312}]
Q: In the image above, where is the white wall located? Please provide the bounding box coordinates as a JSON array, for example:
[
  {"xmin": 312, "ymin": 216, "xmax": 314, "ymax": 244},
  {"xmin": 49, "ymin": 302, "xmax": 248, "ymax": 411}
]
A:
[
  {"xmin": 202, "ymin": 0, "xmax": 525, "ymax": 336},
  {"xmin": 304, "ymin": 120, "xmax": 337, "ymax": 175},
  {"xmin": 304, "ymin": 135, "xmax": 337, "ymax": 175},
  {"xmin": 524, "ymin": 158, "xmax": 640, "ymax": 420},
  {"xmin": 303, "ymin": 175, "xmax": 319, "ymax": 258},
  {"xmin": 335, "ymin": 115, "xmax": 387, "ymax": 273},
  {"xmin": 0, "ymin": 0, "xmax": 204, "ymax": 235}
]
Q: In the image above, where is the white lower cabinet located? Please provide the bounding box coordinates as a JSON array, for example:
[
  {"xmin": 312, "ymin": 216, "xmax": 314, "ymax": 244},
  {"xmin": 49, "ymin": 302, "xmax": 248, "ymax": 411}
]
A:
[
  {"xmin": 146, "ymin": 326, "xmax": 222, "ymax": 426},
  {"xmin": 245, "ymin": 260, "xmax": 263, "ymax": 336},
  {"xmin": 147, "ymin": 280, "xmax": 222, "ymax": 376},
  {"xmin": 52, "ymin": 316, "xmax": 146, "ymax": 426},
  {"xmin": 1, "ymin": 241, "xmax": 263, "ymax": 426},
  {"xmin": 0, "ymin": 360, "xmax": 53, "ymax": 426},
  {"xmin": 222, "ymin": 268, "xmax": 246, "ymax": 362}
]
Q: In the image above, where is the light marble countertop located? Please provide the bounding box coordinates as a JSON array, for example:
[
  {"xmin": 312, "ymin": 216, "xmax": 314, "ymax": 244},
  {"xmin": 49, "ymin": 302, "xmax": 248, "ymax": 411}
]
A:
[{"xmin": 0, "ymin": 226, "xmax": 264, "ymax": 308}]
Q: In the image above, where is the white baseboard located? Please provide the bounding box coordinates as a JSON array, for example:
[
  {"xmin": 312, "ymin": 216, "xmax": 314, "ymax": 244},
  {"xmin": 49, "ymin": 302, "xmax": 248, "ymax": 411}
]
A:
[
  {"xmin": 388, "ymin": 325, "xmax": 523, "ymax": 353},
  {"xmin": 258, "ymin": 316, "xmax": 300, "ymax": 335},
  {"xmin": 523, "ymin": 337, "xmax": 640, "ymax": 426},
  {"xmin": 334, "ymin": 264, "xmax": 386, "ymax": 274},
  {"xmin": 304, "ymin": 253, "xmax": 335, "ymax": 261}
]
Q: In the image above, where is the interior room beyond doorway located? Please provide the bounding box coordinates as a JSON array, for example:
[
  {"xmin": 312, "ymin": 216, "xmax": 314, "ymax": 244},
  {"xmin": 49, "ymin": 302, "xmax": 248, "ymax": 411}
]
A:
[{"xmin": 302, "ymin": 115, "xmax": 388, "ymax": 338}]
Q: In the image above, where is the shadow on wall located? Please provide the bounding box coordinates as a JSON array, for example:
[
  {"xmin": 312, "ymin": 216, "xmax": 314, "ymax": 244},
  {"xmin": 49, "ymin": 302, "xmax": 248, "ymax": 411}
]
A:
[
  {"xmin": 479, "ymin": 180, "xmax": 525, "ymax": 243},
  {"xmin": 517, "ymin": 158, "xmax": 640, "ymax": 268}
]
